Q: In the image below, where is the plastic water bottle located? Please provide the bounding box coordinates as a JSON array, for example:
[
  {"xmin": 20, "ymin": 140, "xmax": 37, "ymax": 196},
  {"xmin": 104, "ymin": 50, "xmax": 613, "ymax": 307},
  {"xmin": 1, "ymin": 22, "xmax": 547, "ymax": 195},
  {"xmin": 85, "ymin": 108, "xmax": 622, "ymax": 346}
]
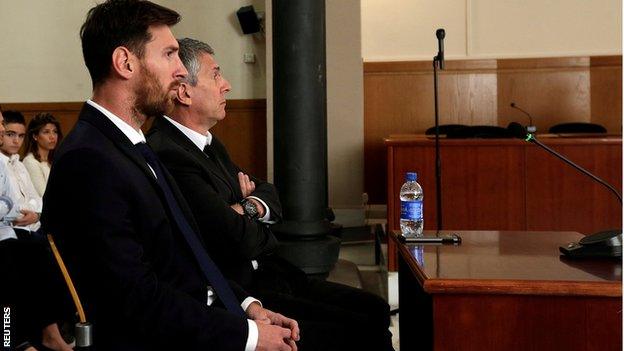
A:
[{"xmin": 400, "ymin": 172, "xmax": 423, "ymax": 237}]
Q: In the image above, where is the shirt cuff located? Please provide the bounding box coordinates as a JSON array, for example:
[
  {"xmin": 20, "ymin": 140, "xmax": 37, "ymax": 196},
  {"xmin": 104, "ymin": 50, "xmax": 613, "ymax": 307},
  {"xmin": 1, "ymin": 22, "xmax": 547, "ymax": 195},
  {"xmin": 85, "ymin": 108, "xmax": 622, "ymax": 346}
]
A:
[
  {"xmin": 247, "ymin": 196, "xmax": 274, "ymax": 223},
  {"xmin": 245, "ymin": 319, "xmax": 259, "ymax": 351},
  {"xmin": 241, "ymin": 296, "xmax": 262, "ymax": 311}
]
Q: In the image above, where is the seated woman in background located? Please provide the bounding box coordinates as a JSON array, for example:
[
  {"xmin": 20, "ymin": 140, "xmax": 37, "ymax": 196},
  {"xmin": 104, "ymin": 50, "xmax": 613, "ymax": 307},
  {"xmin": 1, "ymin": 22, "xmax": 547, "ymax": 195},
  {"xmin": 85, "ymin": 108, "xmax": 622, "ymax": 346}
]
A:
[{"xmin": 23, "ymin": 113, "xmax": 62, "ymax": 197}]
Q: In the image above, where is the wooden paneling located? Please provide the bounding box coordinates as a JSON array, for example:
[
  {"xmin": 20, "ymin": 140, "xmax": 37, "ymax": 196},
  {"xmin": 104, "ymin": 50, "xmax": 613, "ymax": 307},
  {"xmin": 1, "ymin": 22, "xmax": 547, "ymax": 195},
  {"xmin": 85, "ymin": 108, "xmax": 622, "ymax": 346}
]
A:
[
  {"xmin": 1, "ymin": 99, "xmax": 268, "ymax": 178},
  {"xmin": 434, "ymin": 294, "xmax": 621, "ymax": 351},
  {"xmin": 386, "ymin": 136, "xmax": 622, "ymax": 234},
  {"xmin": 591, "ymin": 56, "xmax": 623, "ymax": 133},
  {"xmin": 389, "ymin": 142, "xmax": 526, "ymax": 232},
  {"xmin": 211, "ymin": 99, "xmax": 267, "ymax": 179},
  {"xmin": 497, "ymin": 57, "xmax": 591, "ymax": 130},
  {"xmin": 365, "ymin": 55, "xmax": 622, "ymax": 203},
  {"xmin": 365, "ymin": 60, "xmax": 499, "ymax": 203},
  {"xmin": 386, "ymin": 136, "xmax": 622, "ymax": 271},
  {"xmin": 526, "ymin": 142, "xmax": 622, "ymax": 233}
]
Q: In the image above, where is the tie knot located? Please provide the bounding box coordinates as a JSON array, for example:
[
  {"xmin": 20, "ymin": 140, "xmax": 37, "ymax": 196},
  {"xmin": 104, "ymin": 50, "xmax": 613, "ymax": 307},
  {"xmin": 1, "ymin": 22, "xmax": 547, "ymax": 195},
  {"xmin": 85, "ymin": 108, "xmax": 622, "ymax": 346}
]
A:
[{"xmin": 136, "ymin": 142, "xmax": 153, "ymax": 157}]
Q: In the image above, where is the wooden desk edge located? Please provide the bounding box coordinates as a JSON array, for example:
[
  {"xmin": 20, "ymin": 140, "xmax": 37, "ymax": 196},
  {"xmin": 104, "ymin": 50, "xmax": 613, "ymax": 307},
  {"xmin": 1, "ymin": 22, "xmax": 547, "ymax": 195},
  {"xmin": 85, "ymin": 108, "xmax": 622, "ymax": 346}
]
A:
[
  {"xmin": 423, "ymin": 279, "xmax": 622, "ymax": 297},
  {"xmin": 394, "ymin": 233, "xmax": 622, "ymax": 298},
  {"xmin": 384, "ymin": 135, "xmax": 623, "ymax": 146}
]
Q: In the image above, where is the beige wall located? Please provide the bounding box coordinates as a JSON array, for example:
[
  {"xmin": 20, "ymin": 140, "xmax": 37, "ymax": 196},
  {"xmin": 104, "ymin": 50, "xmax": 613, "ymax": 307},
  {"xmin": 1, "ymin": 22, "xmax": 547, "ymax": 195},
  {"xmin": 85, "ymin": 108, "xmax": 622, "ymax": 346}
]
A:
[
  {"xmin": 362, "ymin": 0, "xmax": 468, "ymax": 61},
  {"xmin": 362, "ymin": 0, "xmax": 622, "ymax": 60},
  {"xmin": 166, "ymin": 0, "xmax": 266, "ymax": 99},
  {"xmin": 0, "ymin": 0, "xmax": 266, "ymax": 102},
  {"xmin": 326, "ymin": 0, "xmax": 364, "ymax": 209},
  {"xmin": 0, "ymin": 1, "xmax": 92, "ymax": 102}
]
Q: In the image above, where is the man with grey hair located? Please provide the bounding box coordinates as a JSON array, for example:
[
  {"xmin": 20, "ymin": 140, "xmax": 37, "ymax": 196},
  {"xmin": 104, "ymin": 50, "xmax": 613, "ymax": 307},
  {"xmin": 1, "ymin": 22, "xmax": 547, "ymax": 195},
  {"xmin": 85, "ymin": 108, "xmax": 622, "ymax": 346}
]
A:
[{"xmin": 148, "ymin": 37, "xmax": 394, "ymax": 350}]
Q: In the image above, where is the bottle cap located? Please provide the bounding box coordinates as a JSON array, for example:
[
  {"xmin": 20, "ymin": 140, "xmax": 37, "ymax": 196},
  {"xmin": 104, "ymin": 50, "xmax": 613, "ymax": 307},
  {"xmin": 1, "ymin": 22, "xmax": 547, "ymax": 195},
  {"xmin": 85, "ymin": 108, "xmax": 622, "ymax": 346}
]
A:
[{"xmin": 406, "ymin": 172, "xmax": 417, "ymax": 181}]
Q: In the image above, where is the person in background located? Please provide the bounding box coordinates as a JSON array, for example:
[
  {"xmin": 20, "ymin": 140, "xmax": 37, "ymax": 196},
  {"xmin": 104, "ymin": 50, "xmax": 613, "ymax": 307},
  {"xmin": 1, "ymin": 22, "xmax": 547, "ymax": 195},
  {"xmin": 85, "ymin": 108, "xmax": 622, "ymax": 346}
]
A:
[
  {"xmin": 23, "ymin": 113, "xmax": 62, "ymax": 197},
  {"xmin": 0, "ymin": 110, "xmax": 42, "ymax": 235},
  {"xmin": 0, "ymin": 106, "xmax": 72, "ymax": 351}
]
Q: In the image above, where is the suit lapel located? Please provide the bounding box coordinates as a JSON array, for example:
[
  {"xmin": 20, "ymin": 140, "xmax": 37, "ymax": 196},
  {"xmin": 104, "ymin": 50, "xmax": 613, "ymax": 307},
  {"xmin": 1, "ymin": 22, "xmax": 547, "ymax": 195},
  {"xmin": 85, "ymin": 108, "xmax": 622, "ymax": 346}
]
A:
[
  {"xmin": 80, "ymin": 105, "xmax": 205, "ymax": 243},
  {"xmin": 205, "ymin": 139, "xmax": 243, "ymax": 199},
  {"xmin": 153, "ymin": 118, "xmax": 239, "ymax": 198},
  {"xmin": 79, "ymin": 104, "xmax": 158, "ymax": 185}
]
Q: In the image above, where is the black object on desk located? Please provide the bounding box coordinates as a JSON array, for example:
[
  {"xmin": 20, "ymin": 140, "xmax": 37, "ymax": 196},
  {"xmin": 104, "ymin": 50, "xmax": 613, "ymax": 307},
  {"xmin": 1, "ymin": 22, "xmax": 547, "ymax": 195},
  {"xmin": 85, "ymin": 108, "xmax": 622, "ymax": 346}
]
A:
[{"xmin": 399, "ymin": 233, "xmax": 461, "ymax": 244}]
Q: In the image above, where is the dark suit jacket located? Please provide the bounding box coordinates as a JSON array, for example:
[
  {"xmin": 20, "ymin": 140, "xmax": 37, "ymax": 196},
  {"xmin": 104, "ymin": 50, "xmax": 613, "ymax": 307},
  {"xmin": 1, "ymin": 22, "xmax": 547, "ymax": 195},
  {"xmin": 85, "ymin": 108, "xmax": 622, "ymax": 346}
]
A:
[
  {"xmin": 41, "ymin": 104, "xmax": 249, "ymax": 351},
  {"xmin": 147, "ymin": 117, "xmax": 280, "ymax": 287}
]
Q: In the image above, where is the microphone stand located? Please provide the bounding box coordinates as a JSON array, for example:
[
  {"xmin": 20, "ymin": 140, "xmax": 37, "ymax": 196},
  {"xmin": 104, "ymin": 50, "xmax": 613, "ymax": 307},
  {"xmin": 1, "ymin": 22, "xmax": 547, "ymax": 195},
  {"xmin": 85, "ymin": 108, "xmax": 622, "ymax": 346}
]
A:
[
  {"xmin": 433, "ymin": 54, "xmax": 443, "ymax": 230},
  {"xmin": 507, "ymin": 123, "xmax": 621, "ymax": 257},
  {"xmin": 525, "ymin": 133, "xmax": 622, "ymax": 204}
]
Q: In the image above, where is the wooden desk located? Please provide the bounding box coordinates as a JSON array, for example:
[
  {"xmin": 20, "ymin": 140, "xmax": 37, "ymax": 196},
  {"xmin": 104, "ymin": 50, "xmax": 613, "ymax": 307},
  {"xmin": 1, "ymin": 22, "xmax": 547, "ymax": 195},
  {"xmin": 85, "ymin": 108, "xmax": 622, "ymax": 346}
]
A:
[
  {"xmin": 393, "ymin": 230, "xmax": 622, "ymax": 351},
  {"xmin": 386, "ymin": 136, "xmax": 622, "ymax": 270}
]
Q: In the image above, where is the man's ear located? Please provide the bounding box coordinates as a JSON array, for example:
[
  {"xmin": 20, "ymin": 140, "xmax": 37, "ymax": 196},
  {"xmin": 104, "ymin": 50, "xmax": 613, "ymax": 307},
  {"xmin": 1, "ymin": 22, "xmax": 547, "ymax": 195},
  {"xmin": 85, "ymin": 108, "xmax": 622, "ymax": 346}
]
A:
[
  {"xmin": 176, "ymin": 83, "xmax": 192, "ymax": 107},
  {"xmin": 111, "ymin": 46, "xmax": 135, "ymax": 79}
]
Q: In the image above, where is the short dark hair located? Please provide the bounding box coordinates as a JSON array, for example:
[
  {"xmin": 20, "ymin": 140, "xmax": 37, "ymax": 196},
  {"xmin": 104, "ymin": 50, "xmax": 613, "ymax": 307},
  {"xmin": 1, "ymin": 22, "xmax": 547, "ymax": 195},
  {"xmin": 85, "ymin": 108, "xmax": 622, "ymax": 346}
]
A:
[
  {"xmin": 25, "ymin": 113, "xmax": 63, "ymax": 163},
  {"xmin": 2, "ymin": 110, "xmax": 26, "ymax": 126},
  {"xmin": 80, "ymin": 0, "xmax": 181, "ymax": 87}
]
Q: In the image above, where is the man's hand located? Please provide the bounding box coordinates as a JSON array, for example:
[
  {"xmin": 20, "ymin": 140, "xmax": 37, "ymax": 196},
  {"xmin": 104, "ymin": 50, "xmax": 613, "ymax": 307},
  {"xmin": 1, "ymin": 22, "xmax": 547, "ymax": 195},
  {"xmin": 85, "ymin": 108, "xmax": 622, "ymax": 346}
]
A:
[
  {"xmin": 256, "ymin": 323, "xmax": 297, "ymax": 351},
  {"xmin": 13, "ymin": 209, "xmax": 39, "ymax": 226},
  {"xmin": 238, "ymin": 172, "xmax": 256, "ymax": 197},
  {"xmin": 41, "ymin": 323, "xmax": 73, "ymax": 351},
  {"xmin": 247, "ymin": 302, "xmax": 300, "ymax": 342},
  {"xmin": 231, "ymin": 203, "xmax": 245, "ymax": 215}
]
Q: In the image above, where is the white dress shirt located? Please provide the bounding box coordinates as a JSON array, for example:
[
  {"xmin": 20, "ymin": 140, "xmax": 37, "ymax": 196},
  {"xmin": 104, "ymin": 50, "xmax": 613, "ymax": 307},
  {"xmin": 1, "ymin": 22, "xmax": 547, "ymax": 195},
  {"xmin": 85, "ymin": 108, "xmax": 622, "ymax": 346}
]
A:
[
  {"xmin": 0, "ymin": 161, "xmax": 18, "ymax": 241},
  {"xmin": 88, "ymin": 101, "xmax": 259, "ymax": 350},
  {"xmin": 0, "ymin": 152, "xmax": 42, "ymax": 232}
]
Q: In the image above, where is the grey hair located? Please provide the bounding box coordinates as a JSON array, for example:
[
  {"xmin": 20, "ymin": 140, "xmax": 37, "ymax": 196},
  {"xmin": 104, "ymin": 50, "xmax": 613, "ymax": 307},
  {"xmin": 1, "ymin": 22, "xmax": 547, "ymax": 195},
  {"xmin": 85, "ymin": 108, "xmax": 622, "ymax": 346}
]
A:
[{"xmin": 177, "ymin": 37, "xmax": 214, "ymax": 86}]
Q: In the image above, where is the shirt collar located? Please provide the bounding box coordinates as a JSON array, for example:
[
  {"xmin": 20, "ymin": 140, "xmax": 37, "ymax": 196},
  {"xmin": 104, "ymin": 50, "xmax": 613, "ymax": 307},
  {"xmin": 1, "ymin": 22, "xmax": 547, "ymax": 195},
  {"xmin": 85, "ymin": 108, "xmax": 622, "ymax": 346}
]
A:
[
  {"xmin": 163, "ymin": 115, "xmax": 213, "ymax": 151},
  {"xmin": 0, "ymin": 153, "xmax": 8, "ymax": 166},
  {"xmin": 87, "ymin": 100, "xmax": 147, "ymax": 145}
]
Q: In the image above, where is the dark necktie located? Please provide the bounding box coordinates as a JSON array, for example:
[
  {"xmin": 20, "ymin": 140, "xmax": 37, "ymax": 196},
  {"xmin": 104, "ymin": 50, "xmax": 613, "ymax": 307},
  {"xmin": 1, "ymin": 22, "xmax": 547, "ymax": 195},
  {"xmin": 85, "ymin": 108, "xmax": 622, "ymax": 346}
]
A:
[{"xmin": 135, "ymin": 142, "xmax": 245, "ymax": 317}]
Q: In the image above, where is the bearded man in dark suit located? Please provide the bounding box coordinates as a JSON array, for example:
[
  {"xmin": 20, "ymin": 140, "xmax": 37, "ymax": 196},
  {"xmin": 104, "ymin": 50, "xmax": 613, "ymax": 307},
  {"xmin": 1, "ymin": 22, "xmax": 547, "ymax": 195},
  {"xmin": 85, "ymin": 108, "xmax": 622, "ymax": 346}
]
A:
[
  {"xmin": 41, "ymin": 1, "xmax": 300, "ymax": 350},
  {"xmin": 147, "ymin": 38, "xmax": 394, "ymax": 351}
]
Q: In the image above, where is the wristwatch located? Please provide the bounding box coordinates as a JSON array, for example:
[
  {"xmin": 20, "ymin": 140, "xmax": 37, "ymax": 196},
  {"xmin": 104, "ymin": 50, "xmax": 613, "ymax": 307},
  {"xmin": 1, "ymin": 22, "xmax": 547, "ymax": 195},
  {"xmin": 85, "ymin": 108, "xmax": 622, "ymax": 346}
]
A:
[{"xmin": 240, "ymin": 198, "xmax": 259, "ymax": 220}]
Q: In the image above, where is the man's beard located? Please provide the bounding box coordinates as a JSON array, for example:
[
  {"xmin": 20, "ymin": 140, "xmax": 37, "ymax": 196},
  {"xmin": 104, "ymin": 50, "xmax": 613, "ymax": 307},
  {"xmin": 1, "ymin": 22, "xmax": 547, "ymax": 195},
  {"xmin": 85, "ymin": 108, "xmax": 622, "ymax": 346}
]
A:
[{"xmin": 133, "ymin": 63, "xmax": 178, "ymax": 121}]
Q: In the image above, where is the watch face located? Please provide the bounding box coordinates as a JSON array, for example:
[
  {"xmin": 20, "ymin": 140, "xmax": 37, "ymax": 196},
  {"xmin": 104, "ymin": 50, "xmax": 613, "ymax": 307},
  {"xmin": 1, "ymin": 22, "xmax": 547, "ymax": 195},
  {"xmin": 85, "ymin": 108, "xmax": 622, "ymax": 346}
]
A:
[{"xmin": 243, "ymin": 200, "xmax": 258, "ymax": 218}]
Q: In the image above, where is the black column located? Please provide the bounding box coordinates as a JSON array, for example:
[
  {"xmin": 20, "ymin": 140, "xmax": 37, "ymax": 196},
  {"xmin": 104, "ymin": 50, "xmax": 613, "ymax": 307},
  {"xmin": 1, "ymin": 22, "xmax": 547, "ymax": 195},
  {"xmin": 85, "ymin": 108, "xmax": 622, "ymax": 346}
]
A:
[{"xmin": 272, "ymin": 0, "xmax": 339, "ymax": 274}]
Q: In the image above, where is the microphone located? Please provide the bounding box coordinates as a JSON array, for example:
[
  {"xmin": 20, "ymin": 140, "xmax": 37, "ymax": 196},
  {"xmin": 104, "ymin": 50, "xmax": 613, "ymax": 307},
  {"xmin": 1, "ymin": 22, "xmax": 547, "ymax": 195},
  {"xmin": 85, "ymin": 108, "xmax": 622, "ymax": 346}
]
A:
[
  {"xmin": 436, "ymin": 28, "xmax": 445, "ymax": 70},
  {"xmin": 510, "ymin": 102, "xmax": 537, "ymax": 133},
  {"xmin": 506, "ymin": 122, "xmax": 622, "ymax": 258}
]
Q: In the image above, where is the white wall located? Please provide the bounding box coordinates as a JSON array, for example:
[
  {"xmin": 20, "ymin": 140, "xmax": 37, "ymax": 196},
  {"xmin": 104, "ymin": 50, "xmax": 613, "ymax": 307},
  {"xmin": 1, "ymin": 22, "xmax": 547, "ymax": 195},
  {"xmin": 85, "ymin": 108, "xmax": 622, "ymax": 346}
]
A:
[
  {"xmin": 361, "ymin": 0, "xmax": 468, "ymax": 61},
  {"xmin": 0, "ymin": 1, "xmax": 92, "ymax": 102},
  {"xmin": 0, "ymin": 0, "xmax": 266, "ymax": 102},
  {"xmin": 468, "ymin": 0, "xmax": 622, "ymax": 58},
  {"xmin": 166, "ymin": 0, "xmax": 266, "ymax": 99},
  {"xmin": 362, "ymin": 0, "xmax": 622, "ymax": 60}
]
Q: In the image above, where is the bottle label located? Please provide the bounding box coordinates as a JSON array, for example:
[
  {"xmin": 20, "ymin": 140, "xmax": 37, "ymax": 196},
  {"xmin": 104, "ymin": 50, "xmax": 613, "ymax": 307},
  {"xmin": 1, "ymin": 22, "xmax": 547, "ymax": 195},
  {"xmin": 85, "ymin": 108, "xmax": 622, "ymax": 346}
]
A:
[{"xmin": 400, "ymin": 200, "xmax": 423, "ymax": 220}]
